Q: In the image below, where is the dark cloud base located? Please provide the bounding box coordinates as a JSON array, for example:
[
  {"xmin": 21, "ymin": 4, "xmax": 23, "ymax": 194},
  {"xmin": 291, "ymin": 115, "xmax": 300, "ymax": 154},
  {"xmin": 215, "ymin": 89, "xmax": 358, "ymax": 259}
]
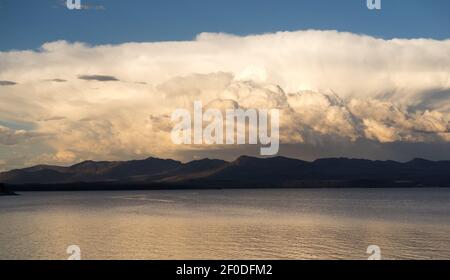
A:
[
  {"xmin": 0, "ymin": 80, "xmax": 17, "ymax": 86},
  {"xmin": 78, "ymin": 75, "xmax": 119, "ymax": 82},
  {"xmin": 46, "ymin": 78, "xmax": 67, "ymax": 82}
]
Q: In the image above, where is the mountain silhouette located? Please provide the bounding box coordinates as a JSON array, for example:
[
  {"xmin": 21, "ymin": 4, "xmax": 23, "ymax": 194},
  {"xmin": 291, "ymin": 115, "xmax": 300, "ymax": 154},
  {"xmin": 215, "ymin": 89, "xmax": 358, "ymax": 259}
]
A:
[{"xmin": 1, "ymin": 156, "xmax": 450, "ymax": 190}]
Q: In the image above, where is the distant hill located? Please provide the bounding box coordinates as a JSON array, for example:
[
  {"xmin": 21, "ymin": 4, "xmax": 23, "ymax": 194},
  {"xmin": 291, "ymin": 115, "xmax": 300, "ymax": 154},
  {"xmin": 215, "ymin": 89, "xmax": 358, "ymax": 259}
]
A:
[{"xmin": 1, "ymin": 156, "xmax": 450, "ymax": 190}]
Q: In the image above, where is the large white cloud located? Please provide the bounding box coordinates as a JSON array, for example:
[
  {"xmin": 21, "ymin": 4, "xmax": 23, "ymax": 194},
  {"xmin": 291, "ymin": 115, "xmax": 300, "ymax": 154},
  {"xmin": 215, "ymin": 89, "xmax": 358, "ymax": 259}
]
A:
[{"xmin": 0, "ymin": 30, "xmax": 449, "ymax": 169}]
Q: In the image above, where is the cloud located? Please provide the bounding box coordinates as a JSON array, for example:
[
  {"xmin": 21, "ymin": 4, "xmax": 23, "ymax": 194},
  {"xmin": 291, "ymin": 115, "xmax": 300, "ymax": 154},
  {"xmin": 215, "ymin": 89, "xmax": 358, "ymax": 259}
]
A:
[
  {"xmin": 46, "ymin": 78, "xmax": 67, "ymax": 83},
  {"xmin": 0, "ymin": 160, "xmax": 5, "ymax": 172},
  {"xmin": 41, "ymin": 116, "xmax": 67, "ymax": 122},
  {"xmin": 0, "ymin": 80, "xmax": 17, "ymax": 86},
  {"xmin": 78, "ymin": 75, "xmax": 119, "ymax": 82},
  {"xmin": 0, "ymin": 125, "xmax": 45, "ymax": 145},
  {"xmin": 0, "ymin": 30, "xmax": 449, "ymax": 169}
]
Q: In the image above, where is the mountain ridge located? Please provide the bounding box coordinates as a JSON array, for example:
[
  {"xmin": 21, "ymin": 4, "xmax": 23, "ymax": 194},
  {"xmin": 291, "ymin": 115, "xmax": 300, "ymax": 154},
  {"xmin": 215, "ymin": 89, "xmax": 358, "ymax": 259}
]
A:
[{"xmin": 1, "ymin": 156, "xmax": 450, "ymax": 189}]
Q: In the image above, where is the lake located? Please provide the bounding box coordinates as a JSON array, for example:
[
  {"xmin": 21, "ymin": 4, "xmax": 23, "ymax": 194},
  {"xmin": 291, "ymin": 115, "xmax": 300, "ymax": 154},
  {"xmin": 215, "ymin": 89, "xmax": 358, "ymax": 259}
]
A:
[{"xmin": 0, "ymin": 188, "xmax": 449, "ymax": 260}]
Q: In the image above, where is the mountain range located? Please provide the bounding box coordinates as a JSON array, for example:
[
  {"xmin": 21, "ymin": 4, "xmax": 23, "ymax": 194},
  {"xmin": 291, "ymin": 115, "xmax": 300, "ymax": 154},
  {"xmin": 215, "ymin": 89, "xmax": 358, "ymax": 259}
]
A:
[{"xmin": 1, "ymin": 156, "xmax": 450, "ymax": 191}]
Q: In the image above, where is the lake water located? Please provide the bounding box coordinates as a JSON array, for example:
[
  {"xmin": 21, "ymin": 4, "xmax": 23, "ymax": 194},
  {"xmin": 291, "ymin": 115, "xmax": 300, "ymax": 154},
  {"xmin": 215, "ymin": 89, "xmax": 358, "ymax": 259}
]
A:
[{"xmin": 0, "ymin": 188, "xmax": 449, "ymax": 260}]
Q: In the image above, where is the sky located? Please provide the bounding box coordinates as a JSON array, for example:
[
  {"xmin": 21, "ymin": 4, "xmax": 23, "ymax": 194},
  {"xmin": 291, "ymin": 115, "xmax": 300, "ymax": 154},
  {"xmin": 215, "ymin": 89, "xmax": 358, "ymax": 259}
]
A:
[
  {"xmin": 1, "ymin": 0, "xmax": 450, "ymax": 50},
  {"xmin": 0, "ymin": 0, "xmax": 450, "ymax": 171}
]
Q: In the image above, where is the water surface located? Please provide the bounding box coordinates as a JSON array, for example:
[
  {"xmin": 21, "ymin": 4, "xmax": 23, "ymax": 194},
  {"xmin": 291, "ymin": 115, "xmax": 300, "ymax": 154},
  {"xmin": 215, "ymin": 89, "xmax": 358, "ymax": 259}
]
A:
[{"xmin": 0, "ymin": 188, "xmax": 449, "ymax": 259}]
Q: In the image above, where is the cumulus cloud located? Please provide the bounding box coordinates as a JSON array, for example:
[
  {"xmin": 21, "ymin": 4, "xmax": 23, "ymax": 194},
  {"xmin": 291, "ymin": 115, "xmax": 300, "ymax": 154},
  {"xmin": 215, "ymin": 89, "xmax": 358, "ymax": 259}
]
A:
[
  {"xmin": 0, "ymin": 30, "xmax": 450, "ymax": 169},
  {"xmin": 0, "ymin": 125, "xmax": 45, "ymax": 145}
]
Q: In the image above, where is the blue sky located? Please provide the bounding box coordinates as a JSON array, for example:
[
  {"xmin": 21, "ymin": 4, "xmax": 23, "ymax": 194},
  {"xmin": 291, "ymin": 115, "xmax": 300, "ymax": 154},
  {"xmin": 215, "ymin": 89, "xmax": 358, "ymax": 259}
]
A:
[{"xmin": 0, "ymin": 0, "xmax": 449, "ymax": 51}]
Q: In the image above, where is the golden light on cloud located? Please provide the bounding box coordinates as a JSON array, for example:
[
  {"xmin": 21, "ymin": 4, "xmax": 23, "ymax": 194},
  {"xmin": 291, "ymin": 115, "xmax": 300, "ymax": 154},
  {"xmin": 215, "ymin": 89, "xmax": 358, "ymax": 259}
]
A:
[{"xmin": 0, "ymin": 30, "xmax": 450, "ymax": 169}]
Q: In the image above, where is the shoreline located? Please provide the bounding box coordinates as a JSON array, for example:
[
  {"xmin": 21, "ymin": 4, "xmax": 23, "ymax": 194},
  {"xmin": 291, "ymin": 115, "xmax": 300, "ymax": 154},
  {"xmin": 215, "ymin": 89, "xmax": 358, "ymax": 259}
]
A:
[{"xmin": 4, "ymin": 184, "xmax": 450, "ymax": 193}]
